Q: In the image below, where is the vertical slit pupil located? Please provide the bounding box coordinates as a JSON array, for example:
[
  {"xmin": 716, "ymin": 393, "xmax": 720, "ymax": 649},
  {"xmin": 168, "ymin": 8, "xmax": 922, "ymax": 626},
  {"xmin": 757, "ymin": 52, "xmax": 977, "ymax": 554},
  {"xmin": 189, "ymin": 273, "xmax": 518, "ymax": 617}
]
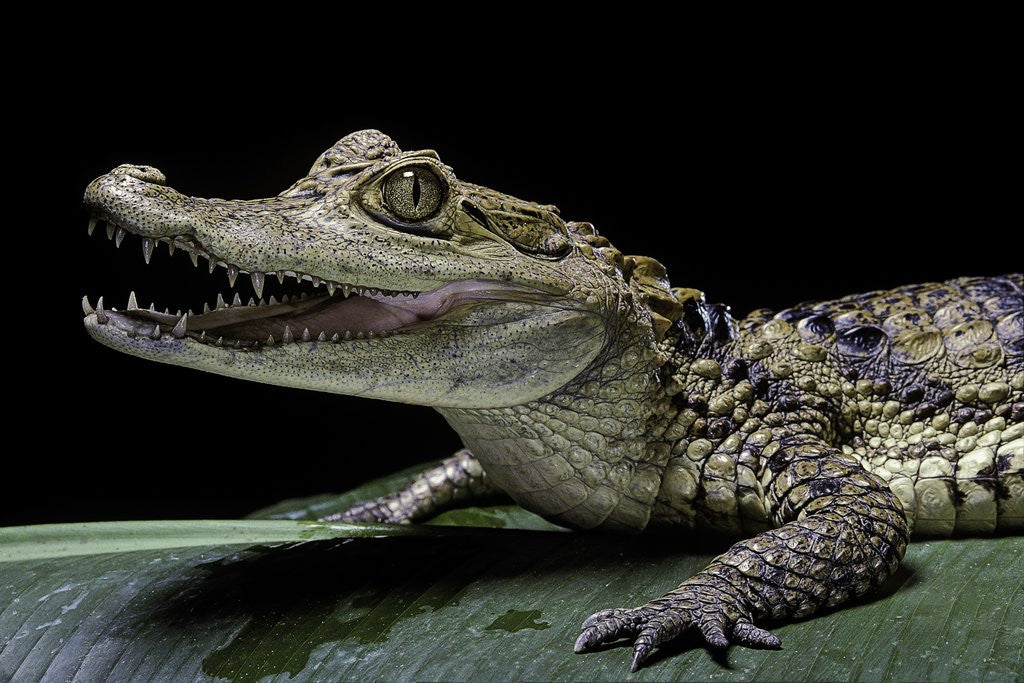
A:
[{"xmin": 412, "ymin": 173, "xmax": 421, "ymax": 208}]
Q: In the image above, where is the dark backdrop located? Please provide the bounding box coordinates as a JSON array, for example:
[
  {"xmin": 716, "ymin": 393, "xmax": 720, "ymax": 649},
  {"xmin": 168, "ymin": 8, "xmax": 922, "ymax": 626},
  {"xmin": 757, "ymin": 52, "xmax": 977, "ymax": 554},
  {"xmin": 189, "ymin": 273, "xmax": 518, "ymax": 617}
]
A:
[{"xmin": 7, "ymin": 39, "xmax": 1015, "ymax": 526}]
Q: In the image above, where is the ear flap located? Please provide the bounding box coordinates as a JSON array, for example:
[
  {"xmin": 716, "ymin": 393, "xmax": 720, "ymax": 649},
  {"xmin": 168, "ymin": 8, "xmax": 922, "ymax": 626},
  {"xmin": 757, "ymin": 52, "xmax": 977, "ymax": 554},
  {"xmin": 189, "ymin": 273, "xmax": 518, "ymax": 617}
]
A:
[
  {"xmin": 462, "ymin": 186, "xmax": 570, "ymax": 257},
  {"xmin": 309, "ymin": 130, "xmax": 402, "ymax": 174}
]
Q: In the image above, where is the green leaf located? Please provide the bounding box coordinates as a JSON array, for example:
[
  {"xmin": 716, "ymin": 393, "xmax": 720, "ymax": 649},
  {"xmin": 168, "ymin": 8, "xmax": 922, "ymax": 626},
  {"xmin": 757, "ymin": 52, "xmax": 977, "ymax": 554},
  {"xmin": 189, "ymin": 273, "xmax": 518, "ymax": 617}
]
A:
[{"xmin": 1, "ymin": 469, "xmax": 1022, "ymax": 681}]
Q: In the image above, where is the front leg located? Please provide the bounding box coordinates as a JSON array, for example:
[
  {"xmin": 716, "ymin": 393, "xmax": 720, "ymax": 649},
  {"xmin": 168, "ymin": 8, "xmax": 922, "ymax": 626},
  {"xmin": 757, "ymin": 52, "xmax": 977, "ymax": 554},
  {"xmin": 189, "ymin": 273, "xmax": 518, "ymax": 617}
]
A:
[
  {"xmin": 576, "ymin": 434, "xmax": 909, "ymax": 671},
  {"xmin": 320, "ymin": 449, "xmax": 508, "ymax": 523}
]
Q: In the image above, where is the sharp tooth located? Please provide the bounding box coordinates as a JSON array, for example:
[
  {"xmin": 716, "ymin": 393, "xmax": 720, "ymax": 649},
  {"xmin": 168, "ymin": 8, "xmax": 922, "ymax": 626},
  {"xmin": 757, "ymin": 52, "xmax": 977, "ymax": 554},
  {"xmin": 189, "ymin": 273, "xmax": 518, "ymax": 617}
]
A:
[
  {"xmin": 199, "ymin": 331, "xmax": 207, "ymax": 341},
  {"xmin": 96, "ymin": 297, "xmax": 108, "ymax": 323},
  {"xmin": 216, "ymin": 336, "xmax": 224, "ymax": 346},
  {"xmin": 276, "ymin": 272, "xmax": 286, "ymax": 285},
  {"xmin": 312, "ymin": 276, "xmax": 322, "ymax": 288},
  {"xmin": 149, "ymin": 304, "xmax": 156, "ymax": 312},
  {"xmin": 233, "ymin": 293, "xmax": 242, "ymax": 306},
  {"xmin": 282, "ymin": 325, "xmax": 294, "ymax": 343},
  {"xmin": 265, "ymin": 334, "xmax": 275, "ymax": 346},
  {"xmin": 301, "ymin": 328, "xmax": 311, "ymax": 342},
  {"xmin": 233, "ymin": 340, "xmax": 242, "ymax": 348},
  {"xmin": 150, "ymin": 325, "xmax": 162, "ymax": 340},
  {"xmin": 248, "ymin": 297, "xmax": 256, "ymax": 306},
  {"xmin": 127, "ymin": 291, "xmax": 139, "ymax": 310},
  {"xmin": 164, "ymin": 307, "xmax": 170, "ymax": 315},
  {"xmin": 167, "ymin": 241, "xmax": 176, "ymax": 256},
  {"xmin": 327, "ymin": 282, "xmax": 337, "ymax": 296},
  {"xmin": 344, "ymin": 330, "xmax": 353, "ymax": 340},
  {"xmin": 268, "ymin": 295, "xmax": 279, "ymax": 306},
  {"xmin": 142, "ymin": 238, "xmax": 154, "ymax": 263},
  {"xmin": 188, "ymin": 308, "xmax": 195, "ymax": 316},
  {"xmin": 251, "ymin": 272, "xmax": 265, "ymax": 299},
  {"xmin": 356, "ymin": 331, "xmax": 365, "ymax": 339},
  {"xmin": 171, "ymin": 314, "xmax": 188, "ymax": 338},
  {"xmin": 176, "ymin": 309, "xmax": 182, "ymax": 317},
  {"xmin": 203, "ymin": 302, "xmax": 211, "ymax": 314},
  {"xmin": 411, "ymin": 292, "xmax": 419, "ymax": 298},
  {"xmin": 281, "ymin": 294, "xmax": 290, "ymax": 304},
  {"xmin": 227, "ymin": 265, "xmax": 239, "ymax": 288},
  {"xmin": 342, "ymin": 285, "xmax": 351, "ymax": 297},
  {"xmin": 115, "ymin": 227, "xmax": 126, "ymax": 247},
  {"xmin": 317, "ymin": 331, "xmax": 326, "ymax": 342},
  {"xmin": 106, "ymin": 224, "xmax": 115, "ymax": 240},
  {"xmin": 190, "ymin": 250, "xmax": 199, "ymax": 267},
  {"xmin": 82, "ymin": 296, "xmax": 94, "ymax": 315},
  {"xmin": 331, "ymin": 332, "xmax": 339, "ymax": 342},
  {"xmin": 208, "ymin": 257, "xmax": 217, "ymax": 274},
  {"xmin": 216, "ymin": 293, "xmax": 227, "ymax": 309},
  {"xmin": 88, "ymin": 218, "xmax": 97, "ymax": 236}
]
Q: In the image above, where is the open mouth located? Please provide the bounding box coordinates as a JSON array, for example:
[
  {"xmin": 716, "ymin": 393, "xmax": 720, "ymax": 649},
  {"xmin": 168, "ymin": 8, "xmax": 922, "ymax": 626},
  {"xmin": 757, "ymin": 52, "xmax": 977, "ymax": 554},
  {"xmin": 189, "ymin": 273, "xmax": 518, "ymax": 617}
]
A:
[{"xmin": 82, "ymin": 217, "xmax": 533, "ymax": 349}]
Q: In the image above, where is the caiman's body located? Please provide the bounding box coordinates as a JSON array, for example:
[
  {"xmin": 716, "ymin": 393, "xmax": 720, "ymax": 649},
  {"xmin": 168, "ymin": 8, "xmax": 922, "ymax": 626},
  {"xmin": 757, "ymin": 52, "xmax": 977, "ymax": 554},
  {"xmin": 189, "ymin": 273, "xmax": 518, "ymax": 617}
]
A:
[{"xmin": 81, "ymin": 130, "xmax": 1023, "ymax": 672}]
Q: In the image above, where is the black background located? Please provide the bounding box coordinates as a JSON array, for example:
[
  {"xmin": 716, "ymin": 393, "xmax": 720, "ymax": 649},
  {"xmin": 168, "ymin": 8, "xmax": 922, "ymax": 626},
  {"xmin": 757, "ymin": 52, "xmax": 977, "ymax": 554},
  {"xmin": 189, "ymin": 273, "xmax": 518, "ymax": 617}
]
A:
[{"xmin": 7, "ymin": 27, "xmax": 1017, "ymax": 526}]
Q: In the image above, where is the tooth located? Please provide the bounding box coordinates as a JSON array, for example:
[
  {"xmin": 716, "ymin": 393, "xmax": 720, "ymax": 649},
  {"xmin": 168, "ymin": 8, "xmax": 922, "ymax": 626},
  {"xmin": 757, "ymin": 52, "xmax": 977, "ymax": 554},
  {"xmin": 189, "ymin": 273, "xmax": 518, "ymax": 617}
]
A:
[
  {"xmin": 164, "ymin": 308, "xmax": 170, "ymax": 315},
  {"xmin": 149, "ymin": 304, "xmax": 156, "ymax": 312},
  {"xmin": 190, "ymin": 251, "xmax": 199, "ymax": 267},
  {"xmin": 312, "ymin": 277, "xmax": 322, "ymax": 288},
  {"xmin": 317, "ymin": 331, "xmax": 326, "ymax": 342},
  {"xmin": 188, "ymin": 308, "xmax": 195, "ymax": 316},
  {"xmin": 301, "ymin": 328, "xmax": 311, "ymax": 342},
  {"xmin": 106, "ymin": 224, "xmax": 115, "ymax": 240},
  {"xmin": 248, "ymin": 297, "xmax": 256, "ymax": 306},
  {"xmin": 167, "ymin": 240, "xmax": 176, "ymax": 256},
  {"xmin": 150, "ymin": 325, "xmax": 162, "ymax": 340},
  {"xmin": 266, "ymin": 334, "xmax": 275, "ymax": 346},
  {"xmin": 227, "ymin": 265, "xmax": 239, "ymax": 288},
  {"xmin": 216, "ymin": 336, "xmax": 224, "ymax": 346},
  {"xmin": 199, "ymin": 331, "xmax": 207, "ymax": 341},
  {"xmin": 82, "ymin": 296, "xmax": 94, "ymax": 315},
  {"xmin": 176, "ymin": 309, "xmax": 182, "ymax": 317},
  {"xmin": 203, "ymin": 302, "xmax": 211, "ymax": 314},
  {"xmin": 141, "ymin": 238, "xmax": 154, "ymax": 264},
  {"xmin": 282, "ymin": 325, "xmax": 294, "ymax": 343},
  {"xmin": 411, "ymin": 292, "xmax": 419, "ymax": 298},
  {"xmin": 281, "ymin": 294, "xmax": 290, "ymax": 304},
  {"xmin": 344, "ymin": 330, "xmax": 353, "ymax": 340},
  {"xmin": 96, "ymin": 297, "xmax": 108, "ymax": 323},
  {"xmin": 356, "ymin": 331, "xmax": 365, "ymax": 339},
  {"xmin": 171, "ymin": 314, "xmax": 188, "ymax": 338},
  {"xmin": 233, "ymin": 293, "xmax": 242, "ymax": 306},
  {"xmin": 233, "ymin": 340, "xmax": 241, "ymax": 348},
  {"xmin": 115, "ymin": 227, "xmax": 126, "ymax": 247},
  {"xmin": 88, "ymin": 218, "xmax": 97, "ymax": 236},
  {"xmin": 331, "ymin": 332, "xmax": 339, "ymax": 342},
  {"xmin": 276, "ymin": 272, "xmax": 286, "ymax": 285},
  {"xmin": 342, "ymin": 285, "xmax": 351, "ymax": 297},
  {"xmin": 216, "ymin": 293, "xmax": 227, "ymax": 309},
  {"xmin": 301, "ymin": 273, "xmax": 311, "ymax": 282},
  {"xmin": 268, "ymin": 295, "xmax": 279, "ymax": 306},
  {"xmin": 251, "ymin": 272, "xmax": 265, "ymax": 299},
  {"xmin": 327, "ymin": 282, "xmax": 337, "ymax": 296},
  {"xmin": 127, "ymin": 291, "xmax": 139, "ymax": 310},
  {"xmin": 208, "ymin": 258, "xmax": 217, "ymax": 274}
]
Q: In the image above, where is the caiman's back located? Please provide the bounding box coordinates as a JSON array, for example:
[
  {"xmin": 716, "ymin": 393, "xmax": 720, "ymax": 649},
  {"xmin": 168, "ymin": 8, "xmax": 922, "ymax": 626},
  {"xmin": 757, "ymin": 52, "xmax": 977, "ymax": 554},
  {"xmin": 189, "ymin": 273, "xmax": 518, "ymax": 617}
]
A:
[{"xmin": 731, "ymin": 274, "xmax": 1023, "ymax": 535}]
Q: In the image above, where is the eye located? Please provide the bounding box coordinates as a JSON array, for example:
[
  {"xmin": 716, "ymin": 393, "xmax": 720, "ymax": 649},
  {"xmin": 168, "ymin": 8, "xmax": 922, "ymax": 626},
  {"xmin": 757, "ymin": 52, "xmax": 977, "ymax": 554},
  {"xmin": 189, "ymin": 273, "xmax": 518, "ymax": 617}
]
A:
[{"xmin": 382, "ymin": 166, "xmax": 445, "ymax": 222}]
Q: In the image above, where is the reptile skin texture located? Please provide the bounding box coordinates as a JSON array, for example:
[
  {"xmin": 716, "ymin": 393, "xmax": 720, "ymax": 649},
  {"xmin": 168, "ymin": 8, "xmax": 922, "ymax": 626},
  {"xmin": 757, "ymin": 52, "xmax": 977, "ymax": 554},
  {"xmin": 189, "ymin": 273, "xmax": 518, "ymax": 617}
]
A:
[{"xmin": 81, "ymin": 130, "xmax": 1023, "ymax": 671}]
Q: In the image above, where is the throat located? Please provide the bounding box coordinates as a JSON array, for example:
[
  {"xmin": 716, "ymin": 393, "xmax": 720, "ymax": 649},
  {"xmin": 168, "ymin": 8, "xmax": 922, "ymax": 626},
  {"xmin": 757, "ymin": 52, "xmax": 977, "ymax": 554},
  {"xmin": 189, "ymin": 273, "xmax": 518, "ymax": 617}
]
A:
[{"xmin": 439, "ymin": 355, "xmax": 668, "ymax": 532}]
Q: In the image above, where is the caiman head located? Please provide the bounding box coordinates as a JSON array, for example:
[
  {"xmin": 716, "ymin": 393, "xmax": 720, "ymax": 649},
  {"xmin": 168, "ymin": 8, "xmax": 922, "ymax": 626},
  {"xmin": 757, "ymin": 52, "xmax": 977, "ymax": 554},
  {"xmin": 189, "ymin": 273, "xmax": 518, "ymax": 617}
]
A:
[{"xmin": 82, "ymin": 130, "xmax": 683, "ymax": 409}]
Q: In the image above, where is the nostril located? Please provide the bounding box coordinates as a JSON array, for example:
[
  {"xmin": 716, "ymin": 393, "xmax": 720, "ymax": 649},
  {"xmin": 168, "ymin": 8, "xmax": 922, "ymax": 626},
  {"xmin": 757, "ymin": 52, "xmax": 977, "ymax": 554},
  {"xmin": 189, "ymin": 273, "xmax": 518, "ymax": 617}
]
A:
[{"xmin": 113, "ymin": 164, "xmax": 167, "ymax": 186}]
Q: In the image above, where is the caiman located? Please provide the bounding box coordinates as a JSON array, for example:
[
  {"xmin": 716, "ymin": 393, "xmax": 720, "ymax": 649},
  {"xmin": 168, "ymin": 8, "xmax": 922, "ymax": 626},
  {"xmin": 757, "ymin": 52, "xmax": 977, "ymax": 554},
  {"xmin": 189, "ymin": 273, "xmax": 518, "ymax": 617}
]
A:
[{"xmin": 81, "ymin": 130, "xmax": 1023, "ymax": 672}]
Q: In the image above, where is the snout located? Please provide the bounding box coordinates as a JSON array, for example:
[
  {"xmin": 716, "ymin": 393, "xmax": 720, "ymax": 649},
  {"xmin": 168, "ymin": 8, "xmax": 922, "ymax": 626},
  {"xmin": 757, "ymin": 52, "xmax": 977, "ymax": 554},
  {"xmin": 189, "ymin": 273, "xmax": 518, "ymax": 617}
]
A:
[{"xmin": 84, "ymin": 164, "xmax": 197, "ymax": 238}]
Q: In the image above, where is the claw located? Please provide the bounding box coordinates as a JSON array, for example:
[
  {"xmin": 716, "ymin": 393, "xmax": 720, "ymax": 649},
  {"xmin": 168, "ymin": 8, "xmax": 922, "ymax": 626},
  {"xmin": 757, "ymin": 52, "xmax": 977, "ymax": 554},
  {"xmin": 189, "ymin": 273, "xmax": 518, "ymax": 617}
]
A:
[{"xmin": 630, "ymin": 645, "xmax": 650, "ymax": 672}]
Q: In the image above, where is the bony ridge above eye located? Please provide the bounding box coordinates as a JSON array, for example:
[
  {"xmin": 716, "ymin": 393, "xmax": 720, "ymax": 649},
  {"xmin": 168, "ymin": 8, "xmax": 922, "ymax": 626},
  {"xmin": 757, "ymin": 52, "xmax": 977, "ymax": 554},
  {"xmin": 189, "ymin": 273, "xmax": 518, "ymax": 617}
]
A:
[{"xmin": 382, "ymin": 166, "xmax": 445, "ymax": 222}]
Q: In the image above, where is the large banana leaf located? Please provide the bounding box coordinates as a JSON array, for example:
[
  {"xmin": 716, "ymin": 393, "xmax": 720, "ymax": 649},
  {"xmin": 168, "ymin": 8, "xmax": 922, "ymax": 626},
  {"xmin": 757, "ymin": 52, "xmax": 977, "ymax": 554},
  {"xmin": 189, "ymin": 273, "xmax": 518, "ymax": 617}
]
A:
[{"xmin": 1, "ymin": 466, "xmax": 1021, "ymax": 682}]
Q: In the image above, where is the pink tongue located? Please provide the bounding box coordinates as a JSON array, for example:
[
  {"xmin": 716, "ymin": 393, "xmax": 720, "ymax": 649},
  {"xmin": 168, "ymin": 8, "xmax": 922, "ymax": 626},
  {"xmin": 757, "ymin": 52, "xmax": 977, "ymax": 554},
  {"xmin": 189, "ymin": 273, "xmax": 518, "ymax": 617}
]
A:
[{"xmin": 303, "ymin": 297, "xmax": 426, "ymax": 332}]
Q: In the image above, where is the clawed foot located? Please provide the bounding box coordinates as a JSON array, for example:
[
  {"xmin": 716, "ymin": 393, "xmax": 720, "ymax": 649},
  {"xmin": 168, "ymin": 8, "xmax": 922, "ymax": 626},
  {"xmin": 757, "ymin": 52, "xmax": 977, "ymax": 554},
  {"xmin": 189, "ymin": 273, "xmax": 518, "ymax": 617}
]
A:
[{"xmin": 574, "ymin": 588, "xmax": 781, "ymax": 672}]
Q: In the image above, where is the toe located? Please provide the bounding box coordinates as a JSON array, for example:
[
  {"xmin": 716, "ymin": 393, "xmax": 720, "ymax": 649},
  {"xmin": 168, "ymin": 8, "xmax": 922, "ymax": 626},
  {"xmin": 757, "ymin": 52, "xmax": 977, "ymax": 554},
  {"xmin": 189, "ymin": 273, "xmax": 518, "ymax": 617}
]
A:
[{"xmin": 731, "ymin": 621, "xmax": 782, "ymax": 649}]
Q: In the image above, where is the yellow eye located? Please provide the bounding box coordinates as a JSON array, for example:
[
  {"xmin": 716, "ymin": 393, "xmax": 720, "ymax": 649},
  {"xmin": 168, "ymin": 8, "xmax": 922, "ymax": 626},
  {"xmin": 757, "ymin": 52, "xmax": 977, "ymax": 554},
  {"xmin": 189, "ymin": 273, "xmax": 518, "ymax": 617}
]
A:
[{"xmin": 382, "ymin": 166, "xmax": 444, "ymax": 222}]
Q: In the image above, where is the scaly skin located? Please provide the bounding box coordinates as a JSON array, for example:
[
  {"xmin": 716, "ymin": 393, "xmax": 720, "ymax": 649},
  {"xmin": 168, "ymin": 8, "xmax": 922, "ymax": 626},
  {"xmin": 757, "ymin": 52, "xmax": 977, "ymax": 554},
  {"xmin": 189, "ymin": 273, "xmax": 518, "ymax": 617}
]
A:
[{"xmin": 81, "ymin": 130, "xmax": 1023, "ymax": 672}]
